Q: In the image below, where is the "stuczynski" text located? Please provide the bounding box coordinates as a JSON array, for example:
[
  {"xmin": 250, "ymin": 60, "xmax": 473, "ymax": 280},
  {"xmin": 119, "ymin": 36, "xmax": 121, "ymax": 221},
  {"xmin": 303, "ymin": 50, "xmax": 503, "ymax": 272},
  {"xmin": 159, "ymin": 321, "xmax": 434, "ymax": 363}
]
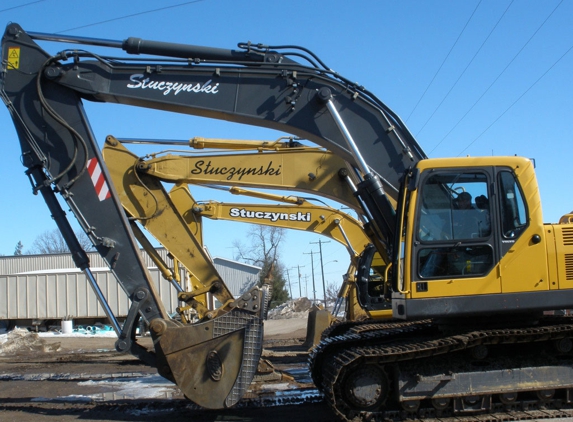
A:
[
  {"xmin": 230, "ymin": 208, "xmax": 311, "ymax": 222},
  {"xmin": 127, "ymin": 74, "xmax": 219, "ymax": 96},
  {"xmin": 190, "ymin": 160, "xmax": 282, "ymax": 181}
]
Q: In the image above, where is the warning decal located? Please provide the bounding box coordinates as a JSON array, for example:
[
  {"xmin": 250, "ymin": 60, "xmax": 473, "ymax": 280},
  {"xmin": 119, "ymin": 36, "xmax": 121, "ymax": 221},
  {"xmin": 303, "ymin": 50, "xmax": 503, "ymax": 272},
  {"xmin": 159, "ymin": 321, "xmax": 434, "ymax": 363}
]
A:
[
  {"xmin": 7, "ymin": 47, "xmax": 19, "ymax": 69},
  {"xmin": 87, "ymin": 158, "xmax": 111, "ymax": 201}
]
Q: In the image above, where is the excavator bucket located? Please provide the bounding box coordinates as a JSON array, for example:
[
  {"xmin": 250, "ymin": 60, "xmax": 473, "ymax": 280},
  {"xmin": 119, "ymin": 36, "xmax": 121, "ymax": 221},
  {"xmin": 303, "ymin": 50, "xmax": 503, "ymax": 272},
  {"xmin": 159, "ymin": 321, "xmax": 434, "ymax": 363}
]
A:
[
  {"xmin": 149, "ymin": 285, "xmax": 270, "ymax": 409},
  {"xmin": 303, "ymin": 305, "xmax": 334, "ymax": 349}
]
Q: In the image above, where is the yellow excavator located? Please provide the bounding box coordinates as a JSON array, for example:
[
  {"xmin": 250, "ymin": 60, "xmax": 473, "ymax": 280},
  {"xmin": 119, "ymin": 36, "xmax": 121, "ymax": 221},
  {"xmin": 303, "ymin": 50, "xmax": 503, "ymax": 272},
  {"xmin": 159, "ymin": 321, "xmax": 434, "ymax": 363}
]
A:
[
  {"xmin": 103, "ymin": 134, "xmax": 388, "ymax": 323},
  {"xmin": 3, "ymin": 24, "xmax": 573, "ymax": 421}
]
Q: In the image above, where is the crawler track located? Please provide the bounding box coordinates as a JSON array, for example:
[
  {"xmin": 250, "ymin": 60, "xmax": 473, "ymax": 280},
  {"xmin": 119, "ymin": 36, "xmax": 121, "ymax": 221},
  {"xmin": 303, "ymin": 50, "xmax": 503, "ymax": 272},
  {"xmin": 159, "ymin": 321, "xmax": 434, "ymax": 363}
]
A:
[{"xmin": 309, "ymin": 316, "xmax": 573, "ymax": 421}]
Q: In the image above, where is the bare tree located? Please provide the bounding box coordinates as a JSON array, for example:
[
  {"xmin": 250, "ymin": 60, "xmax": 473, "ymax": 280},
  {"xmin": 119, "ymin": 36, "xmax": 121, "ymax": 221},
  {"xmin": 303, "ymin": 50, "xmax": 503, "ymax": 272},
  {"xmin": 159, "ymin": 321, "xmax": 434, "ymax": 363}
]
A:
[
  {"xmin": 29, "ymin": 229, "xmax": 93, "ymax": 254},
  {"xmin": 233, "ymin": 225, "xmax": 290, "ymax": 307},
  {"xmin": 325, "ymin": 281, "xmax": 340, "ymax": 305},
  {"xmin": 233, "ymin": 225, "xmax": 285, "ymax": 267}
]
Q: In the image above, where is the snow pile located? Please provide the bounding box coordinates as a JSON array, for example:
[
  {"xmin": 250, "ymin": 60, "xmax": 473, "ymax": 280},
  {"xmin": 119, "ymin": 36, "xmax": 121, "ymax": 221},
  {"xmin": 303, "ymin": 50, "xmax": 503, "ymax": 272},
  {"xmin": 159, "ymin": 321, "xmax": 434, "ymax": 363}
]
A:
[
  {"xmin": 78, "ymin": 374, "xmax": 177, "ymax": 400},
  {"xmin": 267, "ymin": 297, "xmax": 313, "ymax": 320},
  {"xmin": 0, "ymin": 328, "xmax": 61, "ymax": 354}
]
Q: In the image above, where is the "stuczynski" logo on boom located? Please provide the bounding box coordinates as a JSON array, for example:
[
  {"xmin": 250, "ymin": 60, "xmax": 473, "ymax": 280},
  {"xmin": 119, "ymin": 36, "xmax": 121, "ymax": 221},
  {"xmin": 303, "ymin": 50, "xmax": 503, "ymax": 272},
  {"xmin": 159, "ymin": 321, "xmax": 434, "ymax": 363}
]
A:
[
  {"xmin": 230, "ymin": 208, "xmax": 311, "ymax": 222},
  {"xmin": 191, "ymin": 160, "xmax": 282, "ymax": 181},
  {"xmin": 127, "ymin": 74, "xmax": 219, "ymax": 96}
]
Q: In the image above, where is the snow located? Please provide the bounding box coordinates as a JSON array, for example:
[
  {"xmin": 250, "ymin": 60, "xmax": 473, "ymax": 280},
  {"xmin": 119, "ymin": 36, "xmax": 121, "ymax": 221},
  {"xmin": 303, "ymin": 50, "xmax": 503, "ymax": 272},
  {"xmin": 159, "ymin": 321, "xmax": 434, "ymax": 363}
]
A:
[
  {"xmin": 267, "ymin": 297, "xmax": 314, "ymax": 320},
  {"xmin": 79, "ymin": 375, "xmax": 178, "ymax": 400},
  {"xmin": 0, "ymin": 326, "xmax": 118, "ymax": 354}
]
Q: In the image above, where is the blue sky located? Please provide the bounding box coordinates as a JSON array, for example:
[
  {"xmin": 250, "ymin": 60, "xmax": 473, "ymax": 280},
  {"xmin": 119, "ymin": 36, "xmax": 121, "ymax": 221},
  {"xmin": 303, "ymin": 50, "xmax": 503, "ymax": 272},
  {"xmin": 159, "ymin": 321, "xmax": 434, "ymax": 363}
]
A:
[{"xmin": 0, "ymin": 0, "xmax": 571, "ymax": 300}]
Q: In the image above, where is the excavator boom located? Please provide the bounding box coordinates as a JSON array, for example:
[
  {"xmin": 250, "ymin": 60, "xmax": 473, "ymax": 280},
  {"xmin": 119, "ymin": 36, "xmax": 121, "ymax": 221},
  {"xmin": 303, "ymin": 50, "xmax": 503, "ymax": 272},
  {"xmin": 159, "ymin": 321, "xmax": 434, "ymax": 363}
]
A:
[
  {"xmin": 117, "ymin": 140, "xmax": 364, "ymax": 212},
  {"xmin": 1, "ymin": 24, "xmax": 425, "ymax": 253}
]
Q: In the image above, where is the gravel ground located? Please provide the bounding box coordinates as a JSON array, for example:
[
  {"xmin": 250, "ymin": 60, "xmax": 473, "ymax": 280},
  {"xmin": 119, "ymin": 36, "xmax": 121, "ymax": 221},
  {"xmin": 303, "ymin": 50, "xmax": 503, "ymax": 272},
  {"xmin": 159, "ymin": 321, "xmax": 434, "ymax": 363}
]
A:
[{"xmin": 0, "ymin": 317, "xmax": 332, "ymax": 422}]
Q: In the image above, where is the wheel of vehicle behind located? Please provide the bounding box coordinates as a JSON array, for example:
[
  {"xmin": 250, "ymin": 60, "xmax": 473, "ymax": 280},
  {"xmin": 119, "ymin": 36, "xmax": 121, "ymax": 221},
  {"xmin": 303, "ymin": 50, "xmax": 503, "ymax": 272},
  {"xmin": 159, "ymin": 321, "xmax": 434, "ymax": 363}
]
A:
[{"xmin": 341, "ymin": 363, "xmax": 389, "ymax": 411}]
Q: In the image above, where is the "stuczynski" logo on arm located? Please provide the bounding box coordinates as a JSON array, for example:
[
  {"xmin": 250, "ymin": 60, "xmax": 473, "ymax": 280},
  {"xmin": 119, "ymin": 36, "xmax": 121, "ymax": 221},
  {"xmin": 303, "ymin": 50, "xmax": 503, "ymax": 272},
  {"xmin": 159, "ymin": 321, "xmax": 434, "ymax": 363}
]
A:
[{"xmin": 230, "ymin": 208, "xmax": 311, "ymax": 222}]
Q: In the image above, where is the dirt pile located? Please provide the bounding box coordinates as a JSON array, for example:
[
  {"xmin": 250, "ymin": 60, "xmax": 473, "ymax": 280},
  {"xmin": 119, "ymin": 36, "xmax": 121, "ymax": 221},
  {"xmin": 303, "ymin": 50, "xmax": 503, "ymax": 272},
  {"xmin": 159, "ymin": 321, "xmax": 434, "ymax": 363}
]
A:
[
  {"xmin": 268, "ymin": 297, "xmax": 313, "ymax": 319},
  {"xmin": 0, "ymin": 328, "xmax": 61, "ymax": 354}
]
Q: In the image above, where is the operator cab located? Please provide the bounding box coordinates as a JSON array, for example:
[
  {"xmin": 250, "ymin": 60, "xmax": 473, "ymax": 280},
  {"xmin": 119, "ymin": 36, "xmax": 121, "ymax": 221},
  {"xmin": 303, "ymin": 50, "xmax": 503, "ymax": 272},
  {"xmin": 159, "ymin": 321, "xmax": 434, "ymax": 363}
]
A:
[
  {"xmin": 392, "ymin": 157, "xmax": 551, "ymax": 320},
  {"xmin": 413, "ymin": 167, "xmax": 529, "ymax": 282}
]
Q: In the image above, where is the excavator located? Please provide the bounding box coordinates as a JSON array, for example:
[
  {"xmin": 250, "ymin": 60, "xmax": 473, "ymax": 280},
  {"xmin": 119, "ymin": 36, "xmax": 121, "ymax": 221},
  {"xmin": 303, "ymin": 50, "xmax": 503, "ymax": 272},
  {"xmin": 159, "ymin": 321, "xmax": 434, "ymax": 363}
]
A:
[
  {"xmin": 2, "ymin": 23, "xmax": 573, "ymax": 421},
  {"xmin": 102, "ymin": 134, "xmax": 388, "ymax": 322}
]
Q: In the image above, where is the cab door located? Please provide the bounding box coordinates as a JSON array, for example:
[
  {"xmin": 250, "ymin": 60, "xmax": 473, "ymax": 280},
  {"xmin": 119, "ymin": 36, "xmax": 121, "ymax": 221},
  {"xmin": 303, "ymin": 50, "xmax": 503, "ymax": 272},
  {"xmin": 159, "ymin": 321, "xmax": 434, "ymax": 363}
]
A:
[{"xmin": 409, "ymin": 168, "xmax": 501, "ymax": 299}]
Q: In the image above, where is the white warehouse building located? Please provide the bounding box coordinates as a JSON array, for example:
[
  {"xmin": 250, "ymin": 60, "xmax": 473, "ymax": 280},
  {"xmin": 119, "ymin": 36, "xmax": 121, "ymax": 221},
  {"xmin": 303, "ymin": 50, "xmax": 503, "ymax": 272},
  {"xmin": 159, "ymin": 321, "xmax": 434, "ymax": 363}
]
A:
[{"xmin": 0, "ymin": 248, "xmax": 261, "ymax": 330}]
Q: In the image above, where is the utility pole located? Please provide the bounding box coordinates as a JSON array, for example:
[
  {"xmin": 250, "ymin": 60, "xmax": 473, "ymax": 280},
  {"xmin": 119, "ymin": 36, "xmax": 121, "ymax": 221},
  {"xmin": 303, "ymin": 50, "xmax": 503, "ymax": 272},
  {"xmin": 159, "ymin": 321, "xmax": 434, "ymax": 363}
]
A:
[
  {"xmin": 297, "ymin": 265, "xmax": 303, "ymax": 298},
  {"xmin": 285, "ymin": 268, "xmax": 293, "ymax": 298},
  {"xmin": 310, "ymin": 239, "xmax": 331, "ymax": 306},
  {"xmin": 304, "ymin": 250, "xmax": 317, "ymax": 303}
]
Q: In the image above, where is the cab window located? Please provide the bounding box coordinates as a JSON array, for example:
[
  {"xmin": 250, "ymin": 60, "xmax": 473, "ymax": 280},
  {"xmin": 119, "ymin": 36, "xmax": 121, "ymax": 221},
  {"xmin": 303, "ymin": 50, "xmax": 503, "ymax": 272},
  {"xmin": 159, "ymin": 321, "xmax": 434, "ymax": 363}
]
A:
[
  {"xmin": 498, "ymin": 171, "xmax": 528, "ymax": 239},
  {"xmin": 416, "ymin": 171, "xmax": 493, "ymax": 279},
  {"xmin": 417, "ymin": 172, "xmax": 491, "ymax": 242}
]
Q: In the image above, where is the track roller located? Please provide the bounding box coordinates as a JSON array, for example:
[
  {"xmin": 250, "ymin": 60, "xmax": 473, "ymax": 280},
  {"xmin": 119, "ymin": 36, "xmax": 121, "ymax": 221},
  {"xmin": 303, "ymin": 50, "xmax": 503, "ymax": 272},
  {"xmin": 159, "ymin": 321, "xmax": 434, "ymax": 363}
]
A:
[
  {"xmin": 432, "ymin": 397, "xmax": 450, "ymax": 410},
  {"xmin": 537, "ymin": 389, "xmax": 556, "ymax": 401},
  {"xmin": 340, "ymin": 363, "xmax": 389, "ymax": 411},
  {"xmin": 554, "ymin": 337, "xmax": 573, "ymax": 353},
  {"xmin": 400, "ymin": 399, "xmax": 421, "ymax": 412},
  {"xmin": 499, "ymin": 392, "xmax": 518, "ymax": 405}
]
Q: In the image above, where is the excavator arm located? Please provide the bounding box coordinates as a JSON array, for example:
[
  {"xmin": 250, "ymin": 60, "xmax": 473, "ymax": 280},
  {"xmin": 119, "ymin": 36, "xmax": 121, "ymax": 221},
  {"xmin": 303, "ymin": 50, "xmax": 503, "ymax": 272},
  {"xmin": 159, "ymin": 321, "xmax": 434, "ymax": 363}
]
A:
[
  {"xmin": 1, "ymin": 25, "xmax": 272, "ymax": 409},
  {"xmin": 102, "ymin": 136, "xmax": 236, "ymax": 312},
  {"xmin": 192, "ymin": 197, "xmax": 369, "ymax": 257},
  {"xmin": 0, "ymin": 23, "xmax": 424, "ymax": 412}
]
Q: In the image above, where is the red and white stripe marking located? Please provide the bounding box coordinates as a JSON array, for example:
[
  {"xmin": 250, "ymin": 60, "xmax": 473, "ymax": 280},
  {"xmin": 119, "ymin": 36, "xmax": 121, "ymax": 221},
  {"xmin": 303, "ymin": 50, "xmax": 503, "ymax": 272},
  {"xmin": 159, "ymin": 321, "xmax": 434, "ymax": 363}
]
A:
[{"xmin": 87, "ymin": 158, "xmax": 111, "ymax": 201}]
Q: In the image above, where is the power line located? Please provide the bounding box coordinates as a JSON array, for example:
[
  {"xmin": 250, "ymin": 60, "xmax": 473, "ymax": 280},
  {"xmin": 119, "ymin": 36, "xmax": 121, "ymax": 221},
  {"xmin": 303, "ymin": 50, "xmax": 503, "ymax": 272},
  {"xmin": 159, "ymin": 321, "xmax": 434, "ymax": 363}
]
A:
[
  {"xmin": 416, "ymin": 0, "xmax": 515, "ymax": 139},
  {"xmin": 457, "ymin": 42, "xmax": 573, "ymax": 156},
  {"xmin": 0, "ymin": 0, "xmax": 46, "ymax": 13},
  {"xmin": 430, "ymin": 0, "xmax": 565, "ymax": 155},
  {"xmin": 405, "ymin": 0, "xmax": 482, "ymax": 122},
  {"xmin": 57, "ymin": 0, "xmax": 206, "ymax": 33}
]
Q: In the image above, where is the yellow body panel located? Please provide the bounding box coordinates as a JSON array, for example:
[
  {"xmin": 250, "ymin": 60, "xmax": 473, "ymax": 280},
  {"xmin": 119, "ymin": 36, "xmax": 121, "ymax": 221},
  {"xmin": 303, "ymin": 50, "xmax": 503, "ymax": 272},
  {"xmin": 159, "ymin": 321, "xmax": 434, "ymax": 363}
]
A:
[
  {"xmin": 498, "ymin": 156, "xmax": 549, "ymax": 293},
  {"xmin": 499, "ymin": 239, "xmax": 549, "ymax": 293},
  {"xmin": 408, "ymin": 274, "xmax": 502, "ymax": 299},
  {"xmin": 545, "ymin": 225, "xmax": 559, "ymax": 290}
]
